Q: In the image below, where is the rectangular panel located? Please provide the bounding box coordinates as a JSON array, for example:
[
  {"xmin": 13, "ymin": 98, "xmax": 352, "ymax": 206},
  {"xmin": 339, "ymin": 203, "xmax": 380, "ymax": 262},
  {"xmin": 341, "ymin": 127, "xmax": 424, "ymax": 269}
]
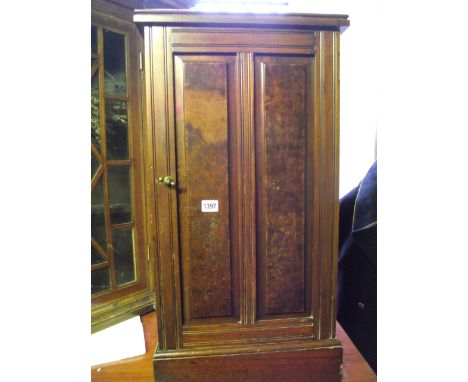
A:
[
  {"xmin": 171, "ymin": 28, "xmax": 316, "ymax": 54},
  {"xmin": 112, "ymin": 227, "xmax": 136, "ymax": 286},
  {"xmin": 108, "ymin": 166, "xmax": 132, "ymax": 224},
  {"xmin": 183, "ymin": 324, "xmax": 314, "ymax": 346},
  {"xmin": 103, "ymin": 28, "xmax": 127, "ymax": 96},
  {"xmin": 255, "ymin": 55, "xmax": 314, "ymax": 318},
  {"xmin": 174, "ymin": 55, "xmax": 241, "ymax": 324},
  {"xmin": 105, "ymin": 98, "xmax": 129, "ymax": 160}
]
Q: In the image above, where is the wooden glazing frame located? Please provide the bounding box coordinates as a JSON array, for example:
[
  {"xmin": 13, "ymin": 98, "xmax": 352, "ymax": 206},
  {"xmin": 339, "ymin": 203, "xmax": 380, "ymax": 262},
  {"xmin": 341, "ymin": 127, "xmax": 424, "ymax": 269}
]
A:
[{"xmin": 91, "ymin": 4, "xmax": 154, "ymax": 333}]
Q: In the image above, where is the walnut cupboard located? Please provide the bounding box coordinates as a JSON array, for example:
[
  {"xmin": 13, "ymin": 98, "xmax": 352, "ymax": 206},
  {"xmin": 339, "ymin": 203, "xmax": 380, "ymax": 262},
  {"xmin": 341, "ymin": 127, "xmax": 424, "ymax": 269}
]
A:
[{"xmin": 135, "ymin": 10, "xmax": 349, "ymax": 381}]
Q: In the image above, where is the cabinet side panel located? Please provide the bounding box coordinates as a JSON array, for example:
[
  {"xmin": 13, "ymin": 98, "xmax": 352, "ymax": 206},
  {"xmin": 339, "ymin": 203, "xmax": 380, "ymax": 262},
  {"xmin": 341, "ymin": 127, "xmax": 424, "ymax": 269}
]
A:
[
  {"xmin": 174, "ymin": 55, "xmax": 240, "ymax": 323},
  {"xmin": 255, "ymin": 55, "xmax": 314, "ymax": 318}
]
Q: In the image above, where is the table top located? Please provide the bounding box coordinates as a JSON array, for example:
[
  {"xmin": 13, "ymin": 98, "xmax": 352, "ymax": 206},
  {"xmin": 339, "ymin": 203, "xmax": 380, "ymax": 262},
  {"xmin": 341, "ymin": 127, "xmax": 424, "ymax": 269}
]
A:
[
  {"xmin": 92, "ymin": 312, "xmax": 377, "ymax": 381},
  {"xmin": 336, "ymin": 322, "xmax": 377, "ymax": 381}
]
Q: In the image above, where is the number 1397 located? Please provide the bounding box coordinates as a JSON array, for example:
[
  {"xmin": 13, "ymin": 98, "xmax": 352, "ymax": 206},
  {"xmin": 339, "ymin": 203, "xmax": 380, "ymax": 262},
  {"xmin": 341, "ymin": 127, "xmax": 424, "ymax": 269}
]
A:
[{"xmin": 201, "ymin": 200, "xmax": 219, "ymax": 212}]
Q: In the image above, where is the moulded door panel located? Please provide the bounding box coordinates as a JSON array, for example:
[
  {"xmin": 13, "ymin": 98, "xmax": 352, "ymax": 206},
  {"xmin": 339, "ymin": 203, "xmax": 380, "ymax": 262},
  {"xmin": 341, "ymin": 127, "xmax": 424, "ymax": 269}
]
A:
[
  {"xmin": 173, "ymin": 54, "xmax": 243, "ymax": 326},
  {"xmin": 254, "ymin": 54, "xmax": 315, "ymax": 321}
]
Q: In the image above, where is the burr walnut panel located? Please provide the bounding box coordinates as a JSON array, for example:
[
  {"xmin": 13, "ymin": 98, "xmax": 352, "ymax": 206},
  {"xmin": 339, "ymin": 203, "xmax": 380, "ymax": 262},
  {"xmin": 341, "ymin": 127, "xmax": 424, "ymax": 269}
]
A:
[
  {"xmin": 255, "ymin": 55, "xmax": 314, "ymax": 319},
  {"xmin": 174, "ymin": 55, "xmax": 241, "ymax": 324}
]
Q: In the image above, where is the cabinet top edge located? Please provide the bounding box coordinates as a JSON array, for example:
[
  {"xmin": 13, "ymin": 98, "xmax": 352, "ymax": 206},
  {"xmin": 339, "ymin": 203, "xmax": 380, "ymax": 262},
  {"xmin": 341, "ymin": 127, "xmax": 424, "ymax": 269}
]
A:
[{"xmin": 133, "ymin": 9, "xmax": 349, "ymax": 31}]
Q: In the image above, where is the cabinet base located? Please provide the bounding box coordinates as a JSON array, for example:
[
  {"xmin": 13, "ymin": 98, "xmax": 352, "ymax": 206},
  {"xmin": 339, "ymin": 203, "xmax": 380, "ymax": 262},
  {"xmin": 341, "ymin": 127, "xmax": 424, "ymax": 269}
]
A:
[{"xmin": 153, "ymin": 341, "xmax": 343, "ymax": 381}]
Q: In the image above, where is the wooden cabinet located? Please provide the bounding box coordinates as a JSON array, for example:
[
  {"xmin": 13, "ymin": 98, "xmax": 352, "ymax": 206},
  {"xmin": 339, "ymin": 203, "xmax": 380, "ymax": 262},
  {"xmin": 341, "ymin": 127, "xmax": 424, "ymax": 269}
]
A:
[{"xmin": 135, "ymin": 10, "xmax": 349, "ymax": 381}]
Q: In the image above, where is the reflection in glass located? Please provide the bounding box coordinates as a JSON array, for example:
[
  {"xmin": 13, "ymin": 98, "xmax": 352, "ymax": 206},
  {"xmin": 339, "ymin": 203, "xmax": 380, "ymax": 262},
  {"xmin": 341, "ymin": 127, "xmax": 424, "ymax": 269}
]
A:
[
  {"xmin": 105, "ymin": 99, "xmax": 128, "ymax": 160},
  {"xmin": 91, "ymin": 72, "xmax": 101, "ymax": 150},
  {"xmin": 108, "ymin": 166, "xmax": 132, "ymax": 224},
  {"xmin": 91, "ymin": 26, "xmax": 97, "ymax": 54},
  {"xmin": 92, "ymin": 267, "xmax": 111, "ymax": 294},
  {"xmin": 91, "ymin": 177, "xmax": 107, "ymax": 250},
  {"xmin": 92, "ymin": 245, "xmax": 105, "ymax": 265},
  {"xmin": 112, "ymin": 228, "xmax": 136, "ymax": 286},
  {"xmin": 104, "ymin": 29, "xmax": 126, "ymax": 96},
  {"xmin": 91, "ymin": 153, "xmax": 100, "ymax": 180}
]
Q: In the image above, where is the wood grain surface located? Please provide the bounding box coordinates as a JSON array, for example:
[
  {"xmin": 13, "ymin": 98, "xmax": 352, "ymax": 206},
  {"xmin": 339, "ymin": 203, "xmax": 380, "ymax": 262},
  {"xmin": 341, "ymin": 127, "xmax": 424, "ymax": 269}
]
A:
[
  {"xmin": 255, "ymin": 55, "xmax": 313, "ymax": 319},
  {"xmin": 174, "ymin": 55, "xmax": 241, "ymax": 324}
]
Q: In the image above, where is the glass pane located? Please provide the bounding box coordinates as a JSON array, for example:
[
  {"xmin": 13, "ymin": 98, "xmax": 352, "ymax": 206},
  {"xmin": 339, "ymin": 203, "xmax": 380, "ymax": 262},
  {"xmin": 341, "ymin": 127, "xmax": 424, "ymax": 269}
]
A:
[
  {"xmin": 91, "ymin": 72, "xmax": 101, "ymax": 150},
  {"xmin": 104, "ymin": 29, "xmax": 126, "ymax": 96},
  {"xmin": 92, "ymin": 267, "xmax": 111, "ymax": 294},
  {"xmin": 105, "ymin": 99, "xmax": 129, "ymax": 159},
  {"xmin": 112, "ymin": 228, "xmax": 136, "ymax": 286},
  {"xmin": 91, "ymin": 153, "xmax": 100, "ymax": 179},
  {"xmin": 91, "ymin": 26, "xmax": 97, "ymax": 54},
  {"xmin": 91, "ymin": 176, "xmax": 107, "ymax": 250},
  {"xmin": 108, "ymin": 166, "xmax": 132, "ymax": 224},
  {"xmin": 92, "ymin": 245, "xmax": 105, "ymax": 265}
]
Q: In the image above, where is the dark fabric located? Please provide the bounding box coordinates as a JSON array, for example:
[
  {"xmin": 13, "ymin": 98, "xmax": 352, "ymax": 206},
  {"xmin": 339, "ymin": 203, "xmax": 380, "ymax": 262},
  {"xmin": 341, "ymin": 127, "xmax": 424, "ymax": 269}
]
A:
[{"xmin": 337, "ymin": 161, "xmax": 377, "ymax": 372}]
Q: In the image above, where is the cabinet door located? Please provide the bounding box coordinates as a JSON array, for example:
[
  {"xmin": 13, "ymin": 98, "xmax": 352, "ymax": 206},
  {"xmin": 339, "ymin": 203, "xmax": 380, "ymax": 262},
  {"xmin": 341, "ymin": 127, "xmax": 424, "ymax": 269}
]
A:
[
  {"xmin": 254, "ymin": 55, "xmax": 315, "ymax": 320},
  {"xmin": 147, "ymin": 26, "xmax": 340, "ymax": 349},
  {"xmin": 173, "ymin": 54, "xmax": 243, "ymax": 326}
]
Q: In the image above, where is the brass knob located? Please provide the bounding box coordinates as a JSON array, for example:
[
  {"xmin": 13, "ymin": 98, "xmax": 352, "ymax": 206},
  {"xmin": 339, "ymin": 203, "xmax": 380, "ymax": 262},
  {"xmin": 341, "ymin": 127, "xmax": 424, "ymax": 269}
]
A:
[{"xmin": 158, "ymin": 176, "xmax": 176, "ymax": 187}]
